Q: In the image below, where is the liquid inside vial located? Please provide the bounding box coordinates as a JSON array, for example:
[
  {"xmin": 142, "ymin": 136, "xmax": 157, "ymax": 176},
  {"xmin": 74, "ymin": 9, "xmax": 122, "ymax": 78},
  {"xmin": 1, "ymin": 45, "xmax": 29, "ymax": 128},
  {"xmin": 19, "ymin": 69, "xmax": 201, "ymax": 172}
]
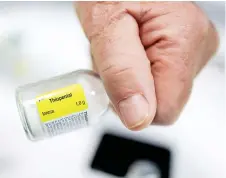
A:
[{"xmin": 16, "ymin": 70, "xmax": 109, "ymax": 141}]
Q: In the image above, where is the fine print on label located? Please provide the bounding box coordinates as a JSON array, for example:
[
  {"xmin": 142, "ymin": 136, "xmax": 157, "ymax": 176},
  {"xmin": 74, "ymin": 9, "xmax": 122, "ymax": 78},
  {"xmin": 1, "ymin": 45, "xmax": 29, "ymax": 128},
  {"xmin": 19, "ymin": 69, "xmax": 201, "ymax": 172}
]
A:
[
  {"xmin": 36, "ymin": 84, "xmax": 89, "ymax": 136},
  {"xmin": 44, "ymin": 111, "xmax": 88, "ymax": 136}
]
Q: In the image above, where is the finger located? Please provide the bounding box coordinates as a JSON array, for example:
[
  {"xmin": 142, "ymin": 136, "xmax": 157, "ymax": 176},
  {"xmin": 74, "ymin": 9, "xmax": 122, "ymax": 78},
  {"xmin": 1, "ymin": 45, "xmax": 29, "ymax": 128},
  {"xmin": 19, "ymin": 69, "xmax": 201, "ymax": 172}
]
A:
[
  {"xmin": 142, "ymin": 26, "xmax": 194, "ymax": 124},
  {"xmin": 140, "ymin": 3, "xmax": 219, "ymax": 124},
  {"xmin": 76, "ymin": 3, "xmax": 157, "ymax": 130},
  {"xmin": 91, "ymin": 13, "xmax": 157, "ymax": 130}
]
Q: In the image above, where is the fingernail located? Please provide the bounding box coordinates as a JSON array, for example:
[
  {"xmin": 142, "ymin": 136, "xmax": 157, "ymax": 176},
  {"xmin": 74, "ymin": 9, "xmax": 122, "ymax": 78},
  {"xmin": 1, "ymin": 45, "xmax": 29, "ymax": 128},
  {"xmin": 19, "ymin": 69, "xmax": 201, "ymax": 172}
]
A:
[{"xmin": 118, "ymin": 94, "xmax": 149, "ymax": 129}]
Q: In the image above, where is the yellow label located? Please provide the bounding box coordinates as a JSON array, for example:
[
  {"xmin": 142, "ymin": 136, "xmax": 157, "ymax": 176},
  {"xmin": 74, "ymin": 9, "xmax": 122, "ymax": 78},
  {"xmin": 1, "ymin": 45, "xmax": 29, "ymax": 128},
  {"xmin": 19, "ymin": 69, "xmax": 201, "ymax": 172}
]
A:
[{"xmin": 36, "ymin": 84, "xmax": 88, "ymax": 123}]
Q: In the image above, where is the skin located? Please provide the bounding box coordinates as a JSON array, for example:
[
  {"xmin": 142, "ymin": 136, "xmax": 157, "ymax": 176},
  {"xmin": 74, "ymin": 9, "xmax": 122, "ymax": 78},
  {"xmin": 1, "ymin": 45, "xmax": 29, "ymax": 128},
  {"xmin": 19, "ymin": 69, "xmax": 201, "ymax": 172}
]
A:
[{"xmin": 75, "ymin": 2, "xmax": 219, "ymax": 131}]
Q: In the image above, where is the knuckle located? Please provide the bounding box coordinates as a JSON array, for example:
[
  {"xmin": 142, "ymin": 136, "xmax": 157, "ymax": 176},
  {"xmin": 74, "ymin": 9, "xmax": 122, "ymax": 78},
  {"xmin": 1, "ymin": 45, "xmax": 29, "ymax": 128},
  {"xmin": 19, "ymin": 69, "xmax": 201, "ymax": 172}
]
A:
[{"xmin": 152, "ymin": 54, "xmax": 190, "ymax": 83}]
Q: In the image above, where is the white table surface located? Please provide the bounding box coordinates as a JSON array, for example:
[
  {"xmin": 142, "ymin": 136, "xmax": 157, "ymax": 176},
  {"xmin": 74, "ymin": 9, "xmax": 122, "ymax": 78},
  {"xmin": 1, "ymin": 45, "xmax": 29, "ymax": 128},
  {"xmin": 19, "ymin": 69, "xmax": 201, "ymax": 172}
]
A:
[{"xmin": 0, "ymin": 2, "xmax": 225, "ymax": 178}]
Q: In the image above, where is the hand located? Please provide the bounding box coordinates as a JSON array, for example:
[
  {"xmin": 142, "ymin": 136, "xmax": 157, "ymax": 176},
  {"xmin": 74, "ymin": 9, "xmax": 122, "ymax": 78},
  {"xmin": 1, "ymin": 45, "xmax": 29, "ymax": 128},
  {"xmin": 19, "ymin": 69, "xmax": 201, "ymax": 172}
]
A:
[{"xmin": 75, "ymin": 2, "xmax": 219, "ymax": 130}]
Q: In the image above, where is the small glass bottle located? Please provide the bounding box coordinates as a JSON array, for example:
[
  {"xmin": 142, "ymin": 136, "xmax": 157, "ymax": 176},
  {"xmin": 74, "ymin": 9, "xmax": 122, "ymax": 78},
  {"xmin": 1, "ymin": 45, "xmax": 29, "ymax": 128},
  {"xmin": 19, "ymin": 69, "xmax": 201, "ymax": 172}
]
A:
[{"xmin": 16, "ymin": 70, "xmax": 109, "ymax": 141}]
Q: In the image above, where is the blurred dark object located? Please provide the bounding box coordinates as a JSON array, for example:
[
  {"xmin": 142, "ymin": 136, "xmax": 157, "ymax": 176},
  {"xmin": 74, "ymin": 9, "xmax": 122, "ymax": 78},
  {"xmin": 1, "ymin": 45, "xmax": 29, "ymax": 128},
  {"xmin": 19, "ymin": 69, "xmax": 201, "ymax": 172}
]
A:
[{"xmin": 90, "ymin": 133, "xmax": 171, "ymax": 178}]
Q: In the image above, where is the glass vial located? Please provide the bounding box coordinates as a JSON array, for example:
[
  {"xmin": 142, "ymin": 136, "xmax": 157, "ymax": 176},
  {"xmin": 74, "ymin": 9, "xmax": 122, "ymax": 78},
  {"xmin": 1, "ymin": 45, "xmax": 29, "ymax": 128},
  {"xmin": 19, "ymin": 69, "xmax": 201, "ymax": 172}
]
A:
[{"xmin": 16, "ymin": 70, "xmax": 109, "ymax": 141}]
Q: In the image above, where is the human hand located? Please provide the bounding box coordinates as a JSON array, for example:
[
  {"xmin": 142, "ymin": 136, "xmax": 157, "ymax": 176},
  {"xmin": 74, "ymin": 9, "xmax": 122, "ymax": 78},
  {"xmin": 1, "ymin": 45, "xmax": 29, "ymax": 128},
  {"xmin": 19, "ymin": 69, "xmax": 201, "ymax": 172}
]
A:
[{"xmin": 75, "ymin": 2, "xmax": 219, "ymax": 130}]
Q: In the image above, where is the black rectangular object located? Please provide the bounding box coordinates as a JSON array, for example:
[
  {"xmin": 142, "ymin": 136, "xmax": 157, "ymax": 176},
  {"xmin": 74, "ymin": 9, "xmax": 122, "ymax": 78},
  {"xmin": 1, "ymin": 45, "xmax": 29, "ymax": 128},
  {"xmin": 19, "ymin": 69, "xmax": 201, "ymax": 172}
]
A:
[{"xmin": 91, "ymin": 133, "xmax": 171, "ymax": 178}]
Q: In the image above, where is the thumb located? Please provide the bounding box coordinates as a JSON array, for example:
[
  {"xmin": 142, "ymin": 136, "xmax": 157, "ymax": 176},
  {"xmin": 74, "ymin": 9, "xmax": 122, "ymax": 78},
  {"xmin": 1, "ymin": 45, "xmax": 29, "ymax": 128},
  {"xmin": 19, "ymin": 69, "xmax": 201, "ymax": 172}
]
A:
[{"xmin": 77, "ymin": 4, "xmax": 156, "ymax": 130}]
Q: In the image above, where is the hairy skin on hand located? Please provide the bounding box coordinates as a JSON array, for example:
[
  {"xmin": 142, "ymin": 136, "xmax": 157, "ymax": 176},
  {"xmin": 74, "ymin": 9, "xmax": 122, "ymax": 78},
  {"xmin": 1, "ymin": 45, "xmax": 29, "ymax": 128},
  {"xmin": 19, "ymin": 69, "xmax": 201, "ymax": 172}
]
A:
[{"xmin": 75, "ymin": 2, "xmax": 219, "ymax": 129}]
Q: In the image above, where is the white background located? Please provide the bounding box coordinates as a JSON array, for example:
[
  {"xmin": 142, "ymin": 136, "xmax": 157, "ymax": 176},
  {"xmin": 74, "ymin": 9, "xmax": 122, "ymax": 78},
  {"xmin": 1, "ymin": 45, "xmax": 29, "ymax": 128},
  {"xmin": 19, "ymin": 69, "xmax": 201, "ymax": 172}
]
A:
[{"xmin": 0, "ymin": 2, "xmax": 225, "ymax": 178}]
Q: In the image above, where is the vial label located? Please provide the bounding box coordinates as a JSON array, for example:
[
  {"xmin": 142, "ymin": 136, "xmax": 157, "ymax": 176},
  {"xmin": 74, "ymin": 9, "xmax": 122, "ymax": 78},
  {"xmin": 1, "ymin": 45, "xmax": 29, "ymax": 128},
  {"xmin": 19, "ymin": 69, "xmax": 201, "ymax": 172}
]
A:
[{"xmin": 36, "ymin": 84, "xmax": 88, "ymax": 136}]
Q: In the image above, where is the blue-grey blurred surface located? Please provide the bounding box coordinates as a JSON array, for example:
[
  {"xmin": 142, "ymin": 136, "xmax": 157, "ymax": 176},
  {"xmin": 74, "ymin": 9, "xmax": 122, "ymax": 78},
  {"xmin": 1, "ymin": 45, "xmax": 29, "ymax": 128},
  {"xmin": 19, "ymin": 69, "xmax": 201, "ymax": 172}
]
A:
[{"xmin": 0, "ymin": 2, "xmax": 225, "ymax": 178}]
